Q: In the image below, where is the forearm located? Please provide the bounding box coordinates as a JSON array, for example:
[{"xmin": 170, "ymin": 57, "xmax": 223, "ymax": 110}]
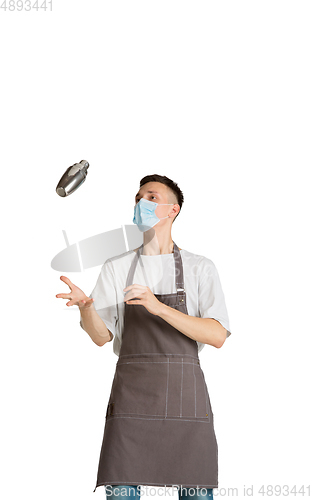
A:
[
  {"xmin": 80, "ymin": 304, "xmax": 112, "ymax": 346},
  {"xmin": 158, "ymin": 303, "xmax": 227, "ymax": 348}
]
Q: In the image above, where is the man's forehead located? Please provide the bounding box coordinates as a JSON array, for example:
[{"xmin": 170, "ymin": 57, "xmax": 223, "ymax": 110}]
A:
[{"xmin": 136, "ymin": 183, "xmax": 167, "ymax": 196}]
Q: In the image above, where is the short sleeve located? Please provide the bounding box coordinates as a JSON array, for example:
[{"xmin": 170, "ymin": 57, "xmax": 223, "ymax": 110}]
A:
[
  {"xmin": 198, "ymin": 258, "xmax": 231, "ymax": 338},
  {"xmin": 79, "ymin": 259, "xmax": 118, "ymax": 337}
]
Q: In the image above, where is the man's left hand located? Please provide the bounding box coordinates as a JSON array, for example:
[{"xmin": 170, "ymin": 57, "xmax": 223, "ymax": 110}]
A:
[{"xmin": 123, "ymin": 284, "xmax": 165, "ymax": 316}]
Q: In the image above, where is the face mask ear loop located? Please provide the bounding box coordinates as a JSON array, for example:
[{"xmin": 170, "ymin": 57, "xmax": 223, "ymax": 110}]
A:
[{"xmin": 157, "ymin": 203, "xmax": 175, "ymax": 220}]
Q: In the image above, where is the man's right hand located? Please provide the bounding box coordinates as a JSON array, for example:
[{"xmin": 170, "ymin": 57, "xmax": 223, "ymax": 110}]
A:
[{"xmin": 56, "ymin": 276, "xmax": 95, "ymax": 309}]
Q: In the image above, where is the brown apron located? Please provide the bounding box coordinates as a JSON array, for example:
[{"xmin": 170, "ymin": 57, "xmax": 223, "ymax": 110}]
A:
[{"xmin": 93, "ymin": 241, "xmax": 218, "ymax": 492}]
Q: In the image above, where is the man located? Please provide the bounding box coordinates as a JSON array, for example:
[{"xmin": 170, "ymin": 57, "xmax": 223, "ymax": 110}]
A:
[{"xmin": 56, "ymin": 174, "xmax": 231, "ymax": 498}]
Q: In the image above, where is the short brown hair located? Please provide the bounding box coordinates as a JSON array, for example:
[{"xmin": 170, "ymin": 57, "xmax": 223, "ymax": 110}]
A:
[{"xmin": 139, "ymin": 174, "xmax": 184, "ymax": 223}]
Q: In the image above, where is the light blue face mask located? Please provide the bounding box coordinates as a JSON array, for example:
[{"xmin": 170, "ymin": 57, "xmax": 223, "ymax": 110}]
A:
[{"xmin": 133, "ymin": 198, "xmax": 174, "ymax": 232}]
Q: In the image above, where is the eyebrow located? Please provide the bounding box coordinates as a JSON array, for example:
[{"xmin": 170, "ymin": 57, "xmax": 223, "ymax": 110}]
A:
[{"xmin": 135, "ymin": 190, "xmax": 160, "ymax": 197}]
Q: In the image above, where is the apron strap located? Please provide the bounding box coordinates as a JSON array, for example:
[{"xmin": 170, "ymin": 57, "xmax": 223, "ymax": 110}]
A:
[{"xmin": 173, "ymin": 241, "xmax": 185, "ymax": 293}]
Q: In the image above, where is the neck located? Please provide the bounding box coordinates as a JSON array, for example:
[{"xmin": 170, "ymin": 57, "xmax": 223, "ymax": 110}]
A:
[{"xmin": 142, "ymin": 230, "xmax": 174, "ymax": 255}]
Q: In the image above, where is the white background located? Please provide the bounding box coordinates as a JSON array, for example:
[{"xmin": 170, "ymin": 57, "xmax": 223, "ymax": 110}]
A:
[{"xmin": 1, "ymin": 1, "xmax": 312, "ymax": 499}]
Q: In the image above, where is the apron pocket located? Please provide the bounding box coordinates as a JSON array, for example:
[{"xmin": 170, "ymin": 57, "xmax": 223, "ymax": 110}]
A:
[
  {"xmin": 111, "ymin": 361, "xmax": 169, "ymax": 416},
  {"xmin": 181, "ymin": 362, "xmax": 210, "ymax": 419}
]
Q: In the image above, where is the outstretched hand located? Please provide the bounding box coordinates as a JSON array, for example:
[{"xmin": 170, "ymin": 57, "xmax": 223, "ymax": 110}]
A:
[{"xmin": 56, "ymin": 276, "xmax": 94, "ymax": 309}]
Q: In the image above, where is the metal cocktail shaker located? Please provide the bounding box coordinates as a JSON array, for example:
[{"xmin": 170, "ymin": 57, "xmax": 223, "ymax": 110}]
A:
[{"xmin": 56, "ymin": 160, "xmax": 89, "ymax": 197}]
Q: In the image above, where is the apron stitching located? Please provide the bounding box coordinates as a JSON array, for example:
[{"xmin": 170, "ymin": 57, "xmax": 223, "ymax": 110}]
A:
[
  {"xmin": 193, "ymin": 363, "xmax": 197, "ymax": 418},
  {"xmin": 117, "ymin": 361, "xmax": 198, "ymax": 365},
  {"xmin": 180, "ymin": 358, "xmax": 183, "ymax": 417},
  {"xmin": 165, "ymin": 358, "xmax": 169, "ymax": 418},
  {"xmin": 106, "ymin": 415, "xmax": 210, "ymax": 422},
  {"xmin": 205, "ymin": 375, "xmax": 209, "ymax": 416},
  {"xmin": 200, "ymin": 369, "xmax": 209, "ymax": 417},
  {"xmin": 118, "ymin": 353, "xmax": 199, "ymax": 360}
]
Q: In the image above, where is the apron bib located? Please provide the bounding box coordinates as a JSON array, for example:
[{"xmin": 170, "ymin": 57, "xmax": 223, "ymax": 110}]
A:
[{"xmin": 93, "ymin": 242, "xmax": 218, "ymax": 492}]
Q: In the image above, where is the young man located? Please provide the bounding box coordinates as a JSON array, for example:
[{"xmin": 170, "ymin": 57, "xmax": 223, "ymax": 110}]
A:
[{"xmin": 56, "ymin": 174, "xmax": 231, "ymax": 498}]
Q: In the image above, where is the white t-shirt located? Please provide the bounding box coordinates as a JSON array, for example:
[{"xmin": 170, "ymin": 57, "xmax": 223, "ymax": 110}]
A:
[{"xmin": 80, "ymin": 248, "xmax": 232, "ymax": 357}]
